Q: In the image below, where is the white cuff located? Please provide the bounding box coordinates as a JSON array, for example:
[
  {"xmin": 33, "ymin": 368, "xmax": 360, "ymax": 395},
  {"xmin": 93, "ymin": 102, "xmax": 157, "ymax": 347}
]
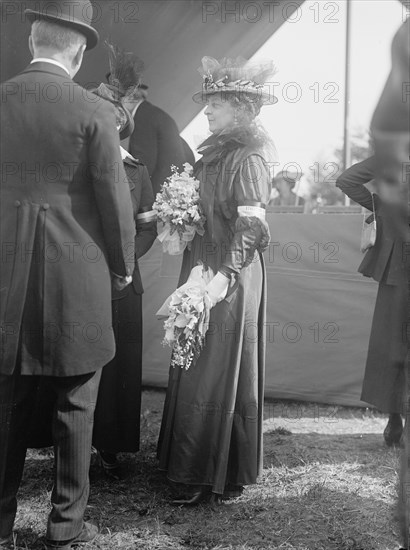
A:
[
  {"xmin": 205, "ymin": 271, "xmax": 230, "ymax": 303},
  {"xmin": 237, "ymin": 205, "xmax": 266, "ymax": 221}
]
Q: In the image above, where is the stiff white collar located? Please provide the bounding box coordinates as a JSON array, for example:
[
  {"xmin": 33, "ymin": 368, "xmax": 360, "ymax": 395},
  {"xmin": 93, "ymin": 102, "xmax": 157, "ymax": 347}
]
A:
[
  {"xmin": 120, "ymin": 146, "xmax": 137, "ymax": 161},
  {"xmin": 31, "ymin": 58, "xmax": 70, "ymax": 76}
]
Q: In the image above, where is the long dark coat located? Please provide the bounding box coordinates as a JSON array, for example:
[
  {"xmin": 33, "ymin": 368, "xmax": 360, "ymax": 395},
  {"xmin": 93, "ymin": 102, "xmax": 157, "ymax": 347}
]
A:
[
  {"xmin": 93, "ymin": 153, "xmax": 157, "ymax": 452},
  {"xmin": 0, "ymin": 62, "xmax": 135, "ymax": 377},
  {"xmin": 336, "ymin": 157, "xmax": 407, "ymax": 412},
  {"xmin": 157, "ymin": 132, "xmax": 271, "ymax": 494}
]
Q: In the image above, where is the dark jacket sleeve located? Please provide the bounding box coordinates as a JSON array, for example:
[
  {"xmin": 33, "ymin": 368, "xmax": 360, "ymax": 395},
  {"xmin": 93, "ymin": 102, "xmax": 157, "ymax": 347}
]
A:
[
  {"xmin": 112, "ymin": 160, "xmax": 157, "ymax": 299},
  {"xmin": 222, "ymin": 154, "xmax": 271, "ymax": 275},
  {"xmin": 133, "ymin": 164, "xmax": 157, "ymax": 260},
  {"xmin": 335, "ymin": 156, "xmax": 377, "ymax": 211}
]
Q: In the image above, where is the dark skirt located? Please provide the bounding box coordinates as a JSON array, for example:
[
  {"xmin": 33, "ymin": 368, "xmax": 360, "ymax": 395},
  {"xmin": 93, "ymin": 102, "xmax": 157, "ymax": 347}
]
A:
[
  {"xmin": 93, "ymin": 291, "xmax": 143, "ymax": 453},
  {"xmin": 361, "ymin": 280, "xmax": 406, "ymax": 413},
  {"xmin": 157, "ymin": 253, "xmax": 266, "ymax": 495}
]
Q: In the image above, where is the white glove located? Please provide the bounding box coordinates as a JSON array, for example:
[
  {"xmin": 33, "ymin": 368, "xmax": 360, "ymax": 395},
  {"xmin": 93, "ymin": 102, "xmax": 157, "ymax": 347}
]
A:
[
  {"xmin": 205, "ymin": 271, "xmax": 230, "ymax": 306},
  {"xmin": 156, "ymin": 264, "xmax": 214, "ymax": 318}
]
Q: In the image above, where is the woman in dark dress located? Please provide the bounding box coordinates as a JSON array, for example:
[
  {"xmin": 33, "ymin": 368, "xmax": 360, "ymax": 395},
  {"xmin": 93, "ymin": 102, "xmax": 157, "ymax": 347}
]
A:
[
  {"xmin": 336, "ymin": 156, "xmax": 406, "ymax": 446},
  {"xmin": 157, "ymin": 57, "xmax": 277, "ymax": 504},
  {"xmin": 91, "ymin": 82, "xmax": 157, "ymax": 477}
]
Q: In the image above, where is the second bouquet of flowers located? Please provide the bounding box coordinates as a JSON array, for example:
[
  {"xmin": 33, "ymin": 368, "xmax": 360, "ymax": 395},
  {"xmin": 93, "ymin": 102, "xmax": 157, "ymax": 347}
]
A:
[
  {"xmin": 153, "ymin": 163, "xmax": 206, "ymax": 255},
  {"xmin": 156, "ymin": 264, "xmax": 214, "ymax": 370}
]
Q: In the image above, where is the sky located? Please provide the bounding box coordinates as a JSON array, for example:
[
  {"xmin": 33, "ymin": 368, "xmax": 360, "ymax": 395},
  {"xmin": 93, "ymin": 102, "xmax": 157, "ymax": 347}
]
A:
[{"xmin": 181, "ymin": 0, "xmax": 407, "ymax": 177}]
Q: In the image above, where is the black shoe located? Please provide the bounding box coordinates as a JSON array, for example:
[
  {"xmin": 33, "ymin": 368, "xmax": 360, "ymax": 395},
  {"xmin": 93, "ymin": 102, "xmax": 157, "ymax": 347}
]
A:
[
  {"xmin": 209, "ymin": 493, "xmax": 223, "ymax": 508},
  {"xmin": 222, "ymin": 484, "xmax": 244, "ymax": 500},
  {"xmin": 45, "ymin": 522, "xmax": 98, "ymax": 549},
  {"xmin": 171, "ymin": 487, "xmax": 212, "ymax": 506},
  {"xmin": 97, "ymin": 450, "xmax": 121, "ymax": 480},
  {"xmin": 383, "ymin": 414, "xmax": 403, "ymax": 447}
]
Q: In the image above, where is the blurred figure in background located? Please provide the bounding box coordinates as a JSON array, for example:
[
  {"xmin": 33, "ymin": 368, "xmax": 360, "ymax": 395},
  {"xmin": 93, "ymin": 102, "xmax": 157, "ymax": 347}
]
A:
[
  {"xmin": 271, "ymin": 170, "xmax": 305, "ymax": 207},
  {"xmin": 336, "ymin": 156, "xmax": 406, "ymax": 447},
  {"xmin": 369, "ymin": 5, "xmax": 409, "ymax": 548}
]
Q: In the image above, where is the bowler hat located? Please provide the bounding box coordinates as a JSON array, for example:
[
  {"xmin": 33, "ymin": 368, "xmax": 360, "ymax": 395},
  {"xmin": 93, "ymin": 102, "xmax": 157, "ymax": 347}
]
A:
[{"xmin": 25, "ymin": 0, "xmax": 99, "ymax": 50}]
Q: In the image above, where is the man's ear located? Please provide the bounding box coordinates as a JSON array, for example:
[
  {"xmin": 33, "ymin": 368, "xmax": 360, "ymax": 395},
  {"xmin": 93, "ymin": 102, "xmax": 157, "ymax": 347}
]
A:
[
  {"xmin": 28, "ymin": 35, "xmax": 34, "ymax": 56},
  {"xmin": 72, "ymin": 43, "xmax": 86, "ymax": 72}
]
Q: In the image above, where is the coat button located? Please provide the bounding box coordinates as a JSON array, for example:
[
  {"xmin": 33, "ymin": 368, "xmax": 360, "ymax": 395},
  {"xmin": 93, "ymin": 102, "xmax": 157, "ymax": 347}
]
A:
[
  {"xmin": 14, "ymin": 200, "xmax": 21, "ymax": 207},
  {"xmin": 42, "ymin": 203, "xmax": 50, "ymax": 210}
]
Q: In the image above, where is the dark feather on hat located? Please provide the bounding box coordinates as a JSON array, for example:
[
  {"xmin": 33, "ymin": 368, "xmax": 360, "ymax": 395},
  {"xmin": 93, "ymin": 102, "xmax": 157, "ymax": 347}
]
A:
[{"xmin": 106, "ymin": 42, "xmax": 144, "ymax": 97}]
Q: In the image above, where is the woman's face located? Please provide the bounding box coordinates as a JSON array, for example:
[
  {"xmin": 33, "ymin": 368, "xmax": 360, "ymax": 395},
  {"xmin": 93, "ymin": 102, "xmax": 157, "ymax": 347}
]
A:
[{"xmin": 204, "ymin": 94, "xmax": 236, "ymax": 134}]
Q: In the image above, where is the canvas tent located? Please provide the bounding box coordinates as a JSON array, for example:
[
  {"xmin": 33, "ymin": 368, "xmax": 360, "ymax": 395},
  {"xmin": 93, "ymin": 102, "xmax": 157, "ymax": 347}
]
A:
[
  {"xmin": 0, "ymin": 0, "xmax": 304, "ymax": 127},
  {"xmin": 1, "ymin": 1, "xmax": 379, "ymax": 407}
]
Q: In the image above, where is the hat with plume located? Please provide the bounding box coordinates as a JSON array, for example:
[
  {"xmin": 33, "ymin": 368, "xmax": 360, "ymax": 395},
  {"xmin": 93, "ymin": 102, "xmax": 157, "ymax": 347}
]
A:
[{"xmin": 192, "ymin": 56, "xmax": 278, "ymax": 105}]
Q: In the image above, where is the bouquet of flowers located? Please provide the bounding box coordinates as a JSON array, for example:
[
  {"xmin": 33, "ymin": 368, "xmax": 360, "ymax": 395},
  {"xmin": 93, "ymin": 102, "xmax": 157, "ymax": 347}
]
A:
[
  {"xmin": 153, "ymin": 163, "xmax": 206, "ymax": 255},
  {"xmin": 156, "ymin": 264, "xmax": 214, "ymax": 370}
]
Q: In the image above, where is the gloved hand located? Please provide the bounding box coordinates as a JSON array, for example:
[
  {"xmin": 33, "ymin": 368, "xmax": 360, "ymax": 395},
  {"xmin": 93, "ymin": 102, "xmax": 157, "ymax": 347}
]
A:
[
  {"xmin": 156, "ymin": 264, "xmax": 214, "ymax": 318},
  {"xmin": 205, "ymin": 271, "xmax": 230, "ymax": 307},
  {"xmin": 112, "ymin": 274, "xmax": 132, "ymax": 291}
]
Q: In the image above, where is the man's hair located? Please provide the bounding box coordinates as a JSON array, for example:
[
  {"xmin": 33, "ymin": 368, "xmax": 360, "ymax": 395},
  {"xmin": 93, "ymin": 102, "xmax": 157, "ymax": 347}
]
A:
[{"xmin": 31, "ymin": 19, "xmax": 86, "ymax": 55}]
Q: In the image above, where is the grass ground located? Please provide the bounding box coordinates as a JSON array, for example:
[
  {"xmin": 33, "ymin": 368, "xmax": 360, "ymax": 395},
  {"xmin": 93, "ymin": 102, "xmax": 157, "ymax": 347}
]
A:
[{"xmin": 9, "ymin": 389, "xmax": 403, "ymax": 550}]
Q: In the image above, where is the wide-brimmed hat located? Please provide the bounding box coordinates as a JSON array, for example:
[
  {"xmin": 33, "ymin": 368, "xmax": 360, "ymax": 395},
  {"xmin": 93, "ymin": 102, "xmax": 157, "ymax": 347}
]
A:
[
  {"xmin": 275, "ymin": 170, "xmax": 302, "ymax": 184},
  {"xmin": 92, "ymin": 83, "xmax": 134, "ymax": 140},
  {"xmin": 192, "ymin": 56, "xmax": 278, "ymax": 105},
  {"xmin": 25, "ymin": 0, "xmax": 99, "ymax": 50}
]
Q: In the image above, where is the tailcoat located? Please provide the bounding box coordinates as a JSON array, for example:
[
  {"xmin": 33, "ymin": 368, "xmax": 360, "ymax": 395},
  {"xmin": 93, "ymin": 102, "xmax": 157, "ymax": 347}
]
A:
[
  {"xmin": 0, "ymin": 62, "xmax": 135, "ymax": 377},
  {"xmin": 0, "ymin": 61, "xmax": 134, "ymax": 541}
]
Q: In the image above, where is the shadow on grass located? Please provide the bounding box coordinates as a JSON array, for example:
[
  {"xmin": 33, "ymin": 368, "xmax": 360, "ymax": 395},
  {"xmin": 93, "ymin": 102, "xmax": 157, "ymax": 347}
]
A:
[
  {"xmin": 263, "ymin": 431, "xmax": 400, "ymax": 480},
  {"xmin": 11, "ymin": 391, "xmax": 401, "ymax": 550},
  {"xmin": 13, "ymin": 429, "xmax": 401, "ymax": 550}
]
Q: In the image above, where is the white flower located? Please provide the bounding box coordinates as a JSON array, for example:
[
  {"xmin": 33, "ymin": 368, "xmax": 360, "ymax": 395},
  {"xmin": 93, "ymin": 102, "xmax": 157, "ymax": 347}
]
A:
[{"xmin": 154, "ymin": 164, "xmax": 206, "ymax": 256}]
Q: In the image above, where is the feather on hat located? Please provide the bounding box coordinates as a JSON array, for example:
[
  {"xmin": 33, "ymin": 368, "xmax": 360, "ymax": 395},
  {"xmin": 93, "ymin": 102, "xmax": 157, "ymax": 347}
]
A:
[
  {"xmin": 192, "ymin": 56, "xmax": 278, "ymax": 105},
  {"xmin": 106, "ymin": 42, "xmax": 145, "ymax": 99}
]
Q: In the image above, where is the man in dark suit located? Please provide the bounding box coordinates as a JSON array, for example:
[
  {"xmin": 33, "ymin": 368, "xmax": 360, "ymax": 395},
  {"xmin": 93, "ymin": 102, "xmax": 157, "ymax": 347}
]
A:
[
  {"xmin": 122, "ymin": 84, "xmax": 191, "ymax": 196},
  {"xmin": 0, "ymin": 1, "xmax": 135, "ymax": 548},
  {"xmin": 336, "ymin": 156, "xmax": 406, "ymax": 446}
]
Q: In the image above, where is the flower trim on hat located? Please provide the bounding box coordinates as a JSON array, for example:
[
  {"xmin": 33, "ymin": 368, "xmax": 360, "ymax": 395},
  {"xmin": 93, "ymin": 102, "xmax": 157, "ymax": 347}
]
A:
[{"xmin": 193, "ymin": 56, "xmax": 277, "ymax": 104}]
